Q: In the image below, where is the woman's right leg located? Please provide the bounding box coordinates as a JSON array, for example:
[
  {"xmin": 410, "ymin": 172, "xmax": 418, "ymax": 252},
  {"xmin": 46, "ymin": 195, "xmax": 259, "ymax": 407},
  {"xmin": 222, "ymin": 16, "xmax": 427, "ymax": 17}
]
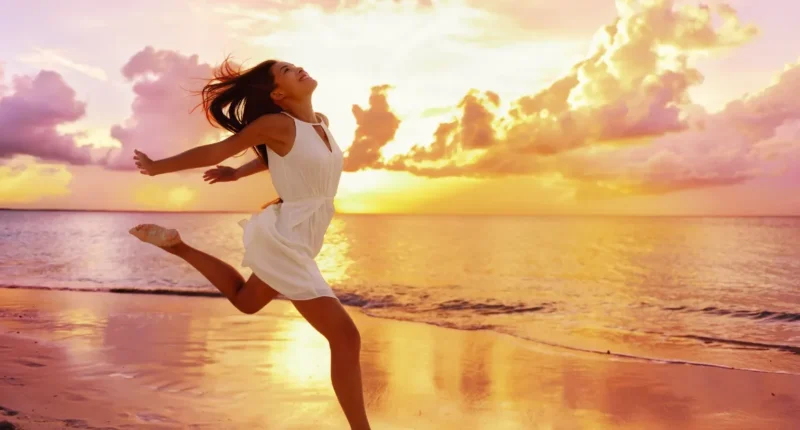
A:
[{"xmin": 164, "ymin": 241, "xmax": 279, "ymax": 314}]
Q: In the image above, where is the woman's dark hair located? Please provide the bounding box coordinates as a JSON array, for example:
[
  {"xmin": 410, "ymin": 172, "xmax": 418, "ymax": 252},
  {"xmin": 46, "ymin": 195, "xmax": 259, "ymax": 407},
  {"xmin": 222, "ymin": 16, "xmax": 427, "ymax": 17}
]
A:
[{"xmin": 198, "ymin": 57, "xmax": 281, "ymax": 166}]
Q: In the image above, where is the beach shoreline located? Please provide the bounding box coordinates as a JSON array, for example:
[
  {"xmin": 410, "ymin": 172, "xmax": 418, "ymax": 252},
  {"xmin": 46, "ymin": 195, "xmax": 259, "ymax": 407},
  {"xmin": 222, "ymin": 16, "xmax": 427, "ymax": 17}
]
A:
[
  {"xmin": 1, "ymin": 287, "xmax": 798, "ymax": 429},
  {"xmin": 3, "ymin": 283, "xmax": 797, "ymax": 378}
]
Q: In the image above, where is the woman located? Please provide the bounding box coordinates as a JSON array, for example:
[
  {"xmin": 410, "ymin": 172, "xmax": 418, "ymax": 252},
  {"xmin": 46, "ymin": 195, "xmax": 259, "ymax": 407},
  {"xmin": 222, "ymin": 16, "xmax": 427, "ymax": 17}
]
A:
[{"xmin": 129, "ymin": 58, "xmax": 371, "ymax": 430}]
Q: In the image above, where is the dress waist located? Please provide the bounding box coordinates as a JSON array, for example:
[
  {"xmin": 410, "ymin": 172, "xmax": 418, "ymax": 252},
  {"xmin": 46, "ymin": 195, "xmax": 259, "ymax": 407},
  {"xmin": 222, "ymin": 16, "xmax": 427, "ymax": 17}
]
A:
[{"xmin": 261, "ymin": 195, "xmax": 333, "ymax": 209}]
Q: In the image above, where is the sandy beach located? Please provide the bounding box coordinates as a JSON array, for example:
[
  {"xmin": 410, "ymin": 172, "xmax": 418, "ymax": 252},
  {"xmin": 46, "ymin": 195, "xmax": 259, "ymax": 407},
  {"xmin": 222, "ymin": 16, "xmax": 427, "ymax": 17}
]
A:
[{"xmin": 0, "ymin": 287, "xmax": 798, "ymax": 429}]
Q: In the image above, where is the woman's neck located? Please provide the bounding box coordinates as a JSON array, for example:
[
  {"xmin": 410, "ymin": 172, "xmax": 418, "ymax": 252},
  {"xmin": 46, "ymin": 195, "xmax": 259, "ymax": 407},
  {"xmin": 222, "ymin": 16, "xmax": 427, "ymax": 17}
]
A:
[{"xmin": 281, "ymin": 99, "xmax": 316, "ymax": 123}]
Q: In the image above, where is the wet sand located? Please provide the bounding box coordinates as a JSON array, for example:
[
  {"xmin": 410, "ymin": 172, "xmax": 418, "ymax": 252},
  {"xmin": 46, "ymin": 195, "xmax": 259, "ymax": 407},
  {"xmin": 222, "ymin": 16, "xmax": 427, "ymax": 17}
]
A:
[{"xmin": 0, "ymin": 287, "xmax": 798, "ymax": 429}]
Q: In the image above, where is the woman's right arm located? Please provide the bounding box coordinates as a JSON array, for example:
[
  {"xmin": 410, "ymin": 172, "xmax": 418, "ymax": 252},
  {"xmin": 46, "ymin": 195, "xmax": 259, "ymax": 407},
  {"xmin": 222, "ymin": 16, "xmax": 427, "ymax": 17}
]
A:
[{"xmin": 135, "ymin": 114, "xmax": 293, "ymax": 176}]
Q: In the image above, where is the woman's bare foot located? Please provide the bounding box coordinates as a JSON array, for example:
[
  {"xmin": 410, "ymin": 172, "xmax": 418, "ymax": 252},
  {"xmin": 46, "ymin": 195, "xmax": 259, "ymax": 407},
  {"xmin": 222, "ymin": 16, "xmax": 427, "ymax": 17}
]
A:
[{"xmin": 129, "ymin": 224, "xmax": 182, "ymax": 248}]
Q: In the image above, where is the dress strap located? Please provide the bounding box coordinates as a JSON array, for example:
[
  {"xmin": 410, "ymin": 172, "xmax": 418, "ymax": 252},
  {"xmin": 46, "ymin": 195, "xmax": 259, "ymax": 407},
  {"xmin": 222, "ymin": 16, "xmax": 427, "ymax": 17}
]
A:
[{"xmin": 279, "ymin": 111, "xmax": 322, "ymax": 126}]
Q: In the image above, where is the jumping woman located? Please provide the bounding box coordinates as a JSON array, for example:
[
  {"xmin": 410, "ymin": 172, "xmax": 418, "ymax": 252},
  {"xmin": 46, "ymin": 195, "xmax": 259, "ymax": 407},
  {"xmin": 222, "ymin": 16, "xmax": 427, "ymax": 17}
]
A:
[{"xmin": 128, "ymin": 58, "xmax": 371, "ymax": 430}]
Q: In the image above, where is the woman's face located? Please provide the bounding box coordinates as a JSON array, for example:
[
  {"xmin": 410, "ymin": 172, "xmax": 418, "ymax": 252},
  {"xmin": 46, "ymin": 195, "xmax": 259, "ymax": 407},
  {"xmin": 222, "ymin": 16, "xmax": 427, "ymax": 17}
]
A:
[{"xmin": 270, "ymin": 61, "xmax": 317, "ymax": 101}]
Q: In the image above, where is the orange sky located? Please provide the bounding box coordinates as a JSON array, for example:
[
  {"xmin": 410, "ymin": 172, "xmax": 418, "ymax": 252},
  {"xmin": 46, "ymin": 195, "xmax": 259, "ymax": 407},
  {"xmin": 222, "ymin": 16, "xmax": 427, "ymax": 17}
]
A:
[{"xmin": 2, "ymin": 0, "xmax": 800, "ymax": 215}]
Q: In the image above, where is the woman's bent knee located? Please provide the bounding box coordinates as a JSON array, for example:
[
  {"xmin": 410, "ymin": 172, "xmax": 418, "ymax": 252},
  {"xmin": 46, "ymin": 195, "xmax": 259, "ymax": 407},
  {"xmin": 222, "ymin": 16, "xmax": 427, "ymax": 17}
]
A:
[
  {"xmin": 232, "ymin": 275, "xmax": 278, "ymax": 315},
  {"xmin": 232, "ymin": 293, "xmax": 267, "ymax": 314},
  {"xmin": 330, "ymin": 320, "xmax": 361, "ymax": 352},
  {"xmin": 237, "ymin": 303, "xmax": 260, "ymax": 315},
  {"xmin": 292, "ymin": 297, "xmax": 362, "ymax": 352}
]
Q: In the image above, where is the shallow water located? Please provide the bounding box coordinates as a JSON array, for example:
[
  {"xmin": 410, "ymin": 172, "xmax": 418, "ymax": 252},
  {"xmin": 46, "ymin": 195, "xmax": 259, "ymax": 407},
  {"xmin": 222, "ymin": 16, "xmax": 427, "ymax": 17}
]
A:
[{"xmin": 2, "ymin": 210, "xmax": 799, "ymax": 374}]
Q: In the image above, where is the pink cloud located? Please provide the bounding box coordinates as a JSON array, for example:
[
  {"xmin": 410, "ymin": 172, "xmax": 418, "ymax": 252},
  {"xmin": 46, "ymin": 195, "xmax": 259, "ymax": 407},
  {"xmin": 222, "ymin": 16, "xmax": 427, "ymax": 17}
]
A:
[
  {"xmin": 0, "ymin": 68, "xmax": 93, "ymax": 165},
  {"xmin": 105, "ymin": 46, "xmax": 221, "ymax": 170},
  {"xmin": 568, "ymin": 126, "xmax": 758, "ymax": 196},
  {"xmin": 0, "ymin": 64, "xmax": 6, "ymax": 96},
  {"xmin": 753, "ymin": 120, "xmax": 800, "ymax": 167},
  {"xmin": 561, "ymin": 60, "xmax": 800, "ymax": 196}
]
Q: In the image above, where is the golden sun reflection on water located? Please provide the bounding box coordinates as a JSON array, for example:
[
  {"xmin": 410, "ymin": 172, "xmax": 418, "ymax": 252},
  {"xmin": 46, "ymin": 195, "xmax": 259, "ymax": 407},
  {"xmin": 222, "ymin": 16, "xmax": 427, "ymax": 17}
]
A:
[
  {"xmin": 315, "ymin": 218, "xmax": 355, "ymax": 286},
  {"xmin": 266, "ymin": 316, "xmax": 330, "ymax": 386}
]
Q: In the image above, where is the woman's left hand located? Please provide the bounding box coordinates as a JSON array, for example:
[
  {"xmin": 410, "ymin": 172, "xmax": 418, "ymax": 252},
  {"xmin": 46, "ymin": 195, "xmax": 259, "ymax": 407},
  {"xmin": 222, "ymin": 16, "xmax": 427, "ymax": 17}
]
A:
[{"xmin": 133, "ymin": 149, "xmax": 158, "ymax": 176}]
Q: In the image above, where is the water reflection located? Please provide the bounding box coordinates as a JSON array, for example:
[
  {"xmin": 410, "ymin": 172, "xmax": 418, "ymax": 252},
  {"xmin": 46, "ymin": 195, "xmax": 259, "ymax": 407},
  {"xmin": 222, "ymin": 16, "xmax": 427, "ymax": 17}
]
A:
[
  {"xmin": 317, "ymin": 218, "xmax": 355, "ymax": 286},
  {"xmin": 2, "ymin": 288, "xmax": 798, "ymax": 429}
]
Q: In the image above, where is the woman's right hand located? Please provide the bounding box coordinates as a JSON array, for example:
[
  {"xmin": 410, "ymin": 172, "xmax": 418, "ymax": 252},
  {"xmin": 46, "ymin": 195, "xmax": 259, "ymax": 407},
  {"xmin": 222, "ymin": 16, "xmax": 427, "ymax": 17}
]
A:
[{"xmin": 203, "ymin": 165, "xmax": 238, "ymax": 184}]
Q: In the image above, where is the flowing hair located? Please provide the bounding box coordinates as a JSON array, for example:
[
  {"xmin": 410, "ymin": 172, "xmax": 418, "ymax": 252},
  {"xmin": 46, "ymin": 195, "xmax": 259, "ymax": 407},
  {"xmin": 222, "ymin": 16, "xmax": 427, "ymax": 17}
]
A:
[{"xmin": 196, "ymin": 56, "xmax": 281, "ymax": 166}]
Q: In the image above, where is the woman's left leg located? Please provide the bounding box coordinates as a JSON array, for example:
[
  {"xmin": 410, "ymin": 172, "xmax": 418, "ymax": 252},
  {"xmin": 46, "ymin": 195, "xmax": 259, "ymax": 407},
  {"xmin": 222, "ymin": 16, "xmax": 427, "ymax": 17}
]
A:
[{"xmin": 292, "ymin": 297, "xmax": 371, "ymax": 430}]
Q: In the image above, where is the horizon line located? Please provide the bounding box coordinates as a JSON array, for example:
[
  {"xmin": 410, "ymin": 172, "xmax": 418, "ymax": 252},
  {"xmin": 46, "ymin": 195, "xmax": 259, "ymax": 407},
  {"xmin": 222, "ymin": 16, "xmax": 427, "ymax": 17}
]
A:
[{"xmin": 1, "ymin": 208, "xmax": 799, "ymax": 218}]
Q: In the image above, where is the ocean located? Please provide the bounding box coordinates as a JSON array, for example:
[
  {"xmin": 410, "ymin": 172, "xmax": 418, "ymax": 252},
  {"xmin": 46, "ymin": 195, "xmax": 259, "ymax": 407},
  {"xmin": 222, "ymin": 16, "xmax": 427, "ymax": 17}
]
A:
[{"xmin": 1, "ymin": 210, "xmax": 798, "ymax": 375}]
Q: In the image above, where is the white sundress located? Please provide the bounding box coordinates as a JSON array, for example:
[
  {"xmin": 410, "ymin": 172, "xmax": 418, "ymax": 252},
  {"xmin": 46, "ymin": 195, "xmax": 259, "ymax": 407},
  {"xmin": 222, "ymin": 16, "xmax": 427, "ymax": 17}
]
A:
[{"xmin": 238, "ymin": 111, "xmax": 343, "ymax": 300}]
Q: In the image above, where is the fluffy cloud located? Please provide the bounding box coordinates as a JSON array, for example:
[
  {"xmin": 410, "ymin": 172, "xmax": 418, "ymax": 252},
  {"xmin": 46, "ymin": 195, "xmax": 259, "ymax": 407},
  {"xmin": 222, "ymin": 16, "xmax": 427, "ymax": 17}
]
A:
[
  {"xmin": 557, "ymin": 61, "xmax": 800, "ymax": 196},
  {"xmin": 0, "ymin": 68, "xmax": 94, "ymax": 165},
  {"xmin": 0, "ymin": 48, "xmax": 226, "ymax": 172},
  {"xmin": 105, "ymin": 46, "xmax": 222, "ymax": 170},
  {"xmin": 343, "ymin": 85, "xmax": 400, "ymax": 172},
  {"xmin": 344, "ymin": 1, "xmax": 777, "ymax": 197},
  {"xmin": 0, "ymin": 65, "xmax": 6, "ymax": 96},
  {"xmin": 753, "ymin": 120, "xmax": 800, "ymax": 172}
]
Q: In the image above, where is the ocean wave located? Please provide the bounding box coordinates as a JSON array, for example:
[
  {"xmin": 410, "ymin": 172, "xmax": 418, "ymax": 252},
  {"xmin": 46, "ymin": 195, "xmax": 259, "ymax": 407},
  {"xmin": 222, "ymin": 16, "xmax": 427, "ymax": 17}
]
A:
[
  {"xmin": 335, "ymin": 292, "xmax": 555, "ymax": 316},
  {"xmin": 0, "ymin": 284, "xmax": 221, "ymax": 298},
  {"xmin": 430, "ymin": 299, "xmax": 553, "ymax": 315},
  {"xmin": 337, "ymin": 292, "xmax": 398, "ymax": 309},
  {"xmin": 658, "ymin": 303, "xmax": 800, "ymax": 323},
  {"xmin": 679, "ymin": 334, "xmax": 800, "ymax": 356}
]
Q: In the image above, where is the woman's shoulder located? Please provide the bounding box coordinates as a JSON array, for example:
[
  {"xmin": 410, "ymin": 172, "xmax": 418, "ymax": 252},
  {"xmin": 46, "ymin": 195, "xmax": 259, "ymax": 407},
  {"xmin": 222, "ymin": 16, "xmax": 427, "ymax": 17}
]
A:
[
  {"xmin": 315, "ymin": 112, "xmax": 329, "ymax": 126},
  {"xmin": 253, "ymin": 112, "xmax": 294, "ymax": 128},
  {"xmin": 243, "ymin": 113, "xmax": 296, "ymax": 154},
  {"xmin": 248, "ymin": 113, "xmax": 294, "ymax": 136}
]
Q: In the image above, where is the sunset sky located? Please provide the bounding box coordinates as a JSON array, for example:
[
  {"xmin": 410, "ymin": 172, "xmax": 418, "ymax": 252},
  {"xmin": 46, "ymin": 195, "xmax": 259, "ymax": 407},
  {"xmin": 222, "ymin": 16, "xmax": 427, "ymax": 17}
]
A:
[{"xmin": 2, "ymin": 0, "xmax": 800, "ymax": 215}]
